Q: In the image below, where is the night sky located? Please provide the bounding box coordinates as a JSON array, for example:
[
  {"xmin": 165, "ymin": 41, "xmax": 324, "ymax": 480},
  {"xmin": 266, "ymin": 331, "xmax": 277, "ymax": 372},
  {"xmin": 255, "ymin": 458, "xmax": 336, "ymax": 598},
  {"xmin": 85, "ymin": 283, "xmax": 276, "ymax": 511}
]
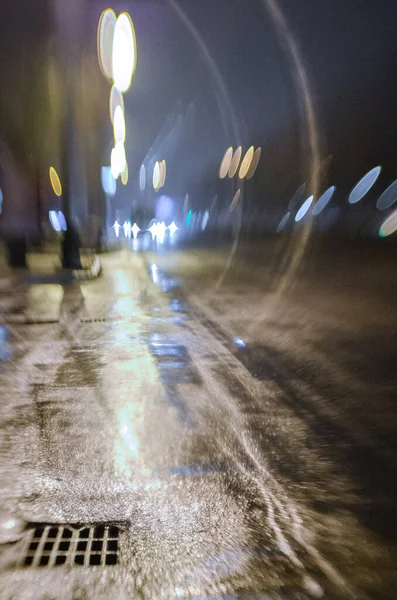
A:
[{"xmin": 2, "ymin": 0, "xmax": 397, "ymax": 219}]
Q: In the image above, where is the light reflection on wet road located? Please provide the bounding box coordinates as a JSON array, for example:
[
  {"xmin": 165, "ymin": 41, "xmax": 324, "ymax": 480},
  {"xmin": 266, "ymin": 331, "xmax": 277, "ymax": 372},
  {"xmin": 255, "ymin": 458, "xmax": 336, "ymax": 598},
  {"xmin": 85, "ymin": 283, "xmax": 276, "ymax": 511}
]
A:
[{"xmin": 0, "ymin": 250, "xmax": 396, "ymax": 599}]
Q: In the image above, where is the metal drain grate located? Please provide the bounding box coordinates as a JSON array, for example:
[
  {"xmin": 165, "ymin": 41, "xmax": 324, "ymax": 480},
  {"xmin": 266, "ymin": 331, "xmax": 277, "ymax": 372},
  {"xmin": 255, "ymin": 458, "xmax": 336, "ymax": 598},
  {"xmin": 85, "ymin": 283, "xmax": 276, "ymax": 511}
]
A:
[{"xmin": 17, "ymin": 524, "xmax": 120, "ymax": 568}]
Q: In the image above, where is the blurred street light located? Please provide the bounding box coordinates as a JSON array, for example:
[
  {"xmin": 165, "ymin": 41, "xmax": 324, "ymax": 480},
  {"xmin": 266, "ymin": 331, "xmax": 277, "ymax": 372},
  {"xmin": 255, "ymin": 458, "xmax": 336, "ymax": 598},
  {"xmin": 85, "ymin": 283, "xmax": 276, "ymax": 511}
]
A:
[
  {"xmin": 49, "ymin": 166, "xmax": 62, "ymax": 196},
  {"xmin": 113, "ymin": 105, "xmax": 126, "ymax": 144},
  {"xmin": 109, "ymin": 85, "xmax": 124, "ymax": 124},
  {"xmin": 228, "ymin": 146, "xmax": 242, "ymax": 178},
  {"xmin": 153, "ymin": 161, "xmax": 161, "ymax": 191},
  {"xmin": 97, "ymin": 9, "xmax": 117, "ymax": 80},
  {"xmin": 112, "ymin": 13, "xmax": 137, "ymax": 93},
  {"xmin": 219, "ymin": 147, "xmax": 233, "ymax": 179},
  {"xmin": 238, "ymin": 146, "xmax": 254, "ymax": 179}
]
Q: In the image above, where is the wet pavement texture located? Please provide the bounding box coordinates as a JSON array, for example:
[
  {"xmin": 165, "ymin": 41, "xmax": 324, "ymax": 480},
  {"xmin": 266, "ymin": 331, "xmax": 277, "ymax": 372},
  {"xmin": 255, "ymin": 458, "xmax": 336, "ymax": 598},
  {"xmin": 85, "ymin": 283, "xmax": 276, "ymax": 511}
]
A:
[{"xmin": 0, "ymin": 248, "xmax": 396, "ymax": 599}]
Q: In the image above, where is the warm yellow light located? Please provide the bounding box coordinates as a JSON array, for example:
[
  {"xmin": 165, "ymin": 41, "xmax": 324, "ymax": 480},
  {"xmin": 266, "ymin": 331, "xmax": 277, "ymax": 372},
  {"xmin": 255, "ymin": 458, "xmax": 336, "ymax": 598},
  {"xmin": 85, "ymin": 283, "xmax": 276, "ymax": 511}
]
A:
[
  {"xmin": 159, "ymin": 160, "xmax": 166, "ymax": 188},
  {"xmin": 239, "ymin": 146, "xmax": 254, "ymax": 179},
  {"xmin": 97, "ymin": 9, "xmax": 117, "ymax": 80},
  {"xmin": 219, "ymin": 147, "xmax": 233, "ymax": 179},
  {"xmin": 109, "ymin": 85, "xmax": 124, "ymax": 124},
  {"xmin": 153, "ymin": 161, "xmax": 161, "ymax": 191},
  {"xmin": 228, "ymin": 146, "xmax": 242, "ymax": 178},
  {"xmin": 49, "ymin": 167, "xmax": 62, "ymax": 196},
  {"xmin": 247, "ymin": 147, "xmax": 261, "ymax": 179},
  {"xmin": 379, "ymin": 209, "xmax": 397, "ymax": 237},
  {"xmin": 121, "ymin": 161, "xmax": 128, "ymax": 185},
  {"xmin": 113, "ymin": 105, "xmax": 126, "ymax": 144},
  {"xmin": 112, "ymin": 12, "xmax": 137, "ymax": 93}
]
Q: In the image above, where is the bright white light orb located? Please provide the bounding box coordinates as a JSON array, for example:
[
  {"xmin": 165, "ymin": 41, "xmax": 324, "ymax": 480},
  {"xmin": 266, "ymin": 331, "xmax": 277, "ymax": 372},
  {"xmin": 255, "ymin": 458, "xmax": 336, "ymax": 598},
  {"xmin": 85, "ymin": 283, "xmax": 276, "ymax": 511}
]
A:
[
  {"xmin": 112, "ymin": 13, "xmax": 137, "ymax": 93},
  {"xmin": 113, "ymin": 105, "xmax": 126, "ymax": 144},
  {"xmin": 153, "ymin": 161, "xmax": 161, "ymax": 191}
]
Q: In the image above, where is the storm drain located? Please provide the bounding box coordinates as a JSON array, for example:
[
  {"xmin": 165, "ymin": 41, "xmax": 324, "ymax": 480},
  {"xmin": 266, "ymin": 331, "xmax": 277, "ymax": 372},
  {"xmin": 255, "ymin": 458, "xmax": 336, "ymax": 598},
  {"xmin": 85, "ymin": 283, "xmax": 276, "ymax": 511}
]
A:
[{"xmin": 17, "ymin": 524, "xmax": 120, "ymax": 568}]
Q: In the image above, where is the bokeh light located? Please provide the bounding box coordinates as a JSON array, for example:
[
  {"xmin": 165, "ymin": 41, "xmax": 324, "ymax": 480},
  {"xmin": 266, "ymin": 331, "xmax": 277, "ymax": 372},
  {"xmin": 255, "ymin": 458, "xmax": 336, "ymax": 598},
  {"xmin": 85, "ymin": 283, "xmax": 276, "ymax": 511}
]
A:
[
  {"xmin": 230, "ymin": 189, "xmax": 241, "ymax": 211},
  {"xmin": 312, "ymin": 186, "xmax": 335, "ymax": 215},
  {"xmin": 113, "ymin": 104, "xmax": 126, "ymax": 144},
  {"xmin": 49, "ymin": 210, "xmax": 61, "ymax": 232},
  {"xmin": 57, "ymin": 211, "xmax": 67, "ymax": 231},
  {"xmin": 159, "ymin": 160, "xmax": 167, "ymax": 188},
  {"xmin": 376, "ymin": 179, "xmax": 397, "ymax": 211},
  {"xmin": 247, "ymin": 146, "xmax": 261, "ymax": 179},
  {"xmin": 379, "ymin": 208, "xmax": 397, "ymax": 237},
  {"xmin": 97, "ymin": 9, "xmax": 117, "ymax": 80},
  {"xmin": 49, "ymin": 166, "xmax": 62, "ymax": 197},
  {"xmin": 111, "ymin": 149, "xmax": 118, "ymax": 179},
  {"xmin": 112, "ymin": 12, "xmax": 137, "ymax": 93},
  {"xmin": 101, "ymin": 166, "xmax": 116, "ymax": 196},
  {"xmin": 111, "ymin": 142, "xmax": 126, "ymax": 179},
  {"xmin": 219, "ymin": 147, "xmax": 233, "ymax": 179},
  {"xmin": 239, "ymin": 146, "xmax": 254, "ymax": 179},
  {"xmin": 295, "ymin": 195, "xmax": 313, "ymax": 222},
  {"xmin": 153, "ymin": 161, "xmax": 161, "ymax": 191},
  {"xmin": 288, "ymin": 183, "xmax": 306, "ymax": 210},
  {"xmin": 121, "ymin": 161, "xmax": 128, "ymax": 185},
  {"xmin": 228, "ymin": 146, "xmax": 242, "ymax": 178},
  {"xmin": 276, "ymin": 211, "xmax": 290, "ymax": 233},
  {"xmin": 348, "ymin": 166, "xmax": 381, "ymax": 204},
  {"xmin": 139, "ymin": 164, "xmax": 146, "ymax": 191},
  {"xmin": 201, "ymin": 210, "xmax": 209, "ymax": 230},
  {"xmin": 109, "ymin": 85, "xmax": 124, "ymax": 124}
]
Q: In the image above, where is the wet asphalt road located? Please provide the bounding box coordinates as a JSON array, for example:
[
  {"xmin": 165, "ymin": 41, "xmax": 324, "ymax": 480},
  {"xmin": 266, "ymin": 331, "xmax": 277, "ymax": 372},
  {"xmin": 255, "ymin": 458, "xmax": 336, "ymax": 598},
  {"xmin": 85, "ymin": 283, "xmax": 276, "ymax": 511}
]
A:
[{"xmin": 0, "ymin": 247, "xmax": 396, "ymax": 599}]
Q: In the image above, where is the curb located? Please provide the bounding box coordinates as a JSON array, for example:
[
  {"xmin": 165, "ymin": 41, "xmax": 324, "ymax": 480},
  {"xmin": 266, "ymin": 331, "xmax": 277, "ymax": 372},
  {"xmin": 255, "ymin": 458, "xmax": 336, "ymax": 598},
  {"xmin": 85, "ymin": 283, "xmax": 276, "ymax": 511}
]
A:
[{"xmin": 72, "ymin": 256, "xmax": 102, "ymax": 281}]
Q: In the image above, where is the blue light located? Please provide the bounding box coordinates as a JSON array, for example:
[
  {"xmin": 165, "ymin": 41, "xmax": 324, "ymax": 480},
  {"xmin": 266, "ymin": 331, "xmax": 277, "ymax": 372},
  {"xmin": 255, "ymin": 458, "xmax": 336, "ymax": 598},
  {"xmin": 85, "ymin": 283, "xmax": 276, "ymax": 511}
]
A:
[
  {"xmin": 234, "ymin": 337, "xmax": 246, "ymax": 348},
  {"xmin": 348, "ymin": 166, "xmax": 381, "ymax": 204},
  {"xmin": 186, "ymin": 210, "xmax": 192, "ymax": 228},
  {"xmin": 295, "ymin": 195, "xmax": 313, "ymax": 222},
  {"xmin": 49, "ymin": 210, "xmax": 61, "ymax": 232},
  {"xmin": 312, "ymin": 186, "xmax": 335, "ymax": 216}
]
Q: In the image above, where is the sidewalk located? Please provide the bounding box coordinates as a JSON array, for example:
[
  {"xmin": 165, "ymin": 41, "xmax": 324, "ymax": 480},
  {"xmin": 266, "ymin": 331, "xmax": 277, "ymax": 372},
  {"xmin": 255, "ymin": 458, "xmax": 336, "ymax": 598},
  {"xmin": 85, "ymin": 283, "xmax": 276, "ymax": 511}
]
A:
[
  {"xmin": 0, "ymin": 245, "xmax": 101, "ymax": 325},
  {"xmin": 0, "ymin": 245, "xmax": 101, "ymax": 283}
]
